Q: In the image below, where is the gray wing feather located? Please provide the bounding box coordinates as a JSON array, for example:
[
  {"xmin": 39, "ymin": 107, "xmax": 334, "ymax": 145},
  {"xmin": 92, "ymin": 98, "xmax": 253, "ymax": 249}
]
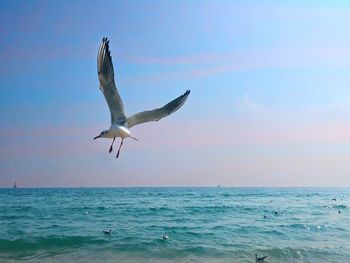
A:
[
  {"xmin": 127, "ymin": 90, "xmax": 190, "ymax": 128},
  {"xmin": 97, "ymin": 37, "xmax": 126, "ymax": 124}
]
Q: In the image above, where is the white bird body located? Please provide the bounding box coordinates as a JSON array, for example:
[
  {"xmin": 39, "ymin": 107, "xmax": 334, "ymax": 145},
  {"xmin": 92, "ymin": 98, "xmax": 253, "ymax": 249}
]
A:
[
  {"xmin": 94, "ymin": 37, "xmax": 190, "ymax": 158},
  {"xmin": 100, "ymin": 124, "xmax": 132, "ymax": 139}
]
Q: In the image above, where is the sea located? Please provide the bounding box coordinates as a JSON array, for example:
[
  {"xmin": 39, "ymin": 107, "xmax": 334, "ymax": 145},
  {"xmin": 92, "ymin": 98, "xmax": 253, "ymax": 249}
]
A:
[{"xmin": 0, "ymin": 187, "xmax": 349, "ymax": 263}]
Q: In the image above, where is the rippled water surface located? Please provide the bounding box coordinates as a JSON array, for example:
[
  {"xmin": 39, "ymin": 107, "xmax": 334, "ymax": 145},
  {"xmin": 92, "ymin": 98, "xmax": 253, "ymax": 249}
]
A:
[{"xmin": 0, "ymin": 187, "xmax": 349, "ymax": 262}]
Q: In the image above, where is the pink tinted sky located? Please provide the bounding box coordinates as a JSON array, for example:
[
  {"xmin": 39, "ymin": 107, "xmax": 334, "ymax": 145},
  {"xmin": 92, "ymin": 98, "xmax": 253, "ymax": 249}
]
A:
[{"xmin": 1, "ymin": 0, "xmax": 350, "ymax": 187}]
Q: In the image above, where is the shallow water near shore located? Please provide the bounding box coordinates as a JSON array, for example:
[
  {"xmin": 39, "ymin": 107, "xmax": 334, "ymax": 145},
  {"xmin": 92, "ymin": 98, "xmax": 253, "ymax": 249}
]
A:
[{"xmin": 0, "ymin": 187, "xmax": 349, "ymax": 262}]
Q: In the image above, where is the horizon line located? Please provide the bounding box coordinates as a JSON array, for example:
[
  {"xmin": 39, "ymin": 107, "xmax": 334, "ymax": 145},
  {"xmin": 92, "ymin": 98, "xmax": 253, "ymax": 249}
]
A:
[{"xmin": 1, "ymin": 186, "xmax": 350, "ymax": 189}]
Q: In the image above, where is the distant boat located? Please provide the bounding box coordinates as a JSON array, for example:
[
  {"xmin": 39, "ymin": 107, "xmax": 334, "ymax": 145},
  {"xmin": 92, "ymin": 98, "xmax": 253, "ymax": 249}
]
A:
[{"xmin": 13, "ymin": 181, "xmax": 17, "ymax": 189}]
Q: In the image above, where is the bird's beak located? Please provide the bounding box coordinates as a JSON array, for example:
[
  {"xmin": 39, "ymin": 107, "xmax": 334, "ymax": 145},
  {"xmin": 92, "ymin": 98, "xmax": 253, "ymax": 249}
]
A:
[{"xmin": 93, "ymin": 135, "xmax": 100, "ymax": 140}]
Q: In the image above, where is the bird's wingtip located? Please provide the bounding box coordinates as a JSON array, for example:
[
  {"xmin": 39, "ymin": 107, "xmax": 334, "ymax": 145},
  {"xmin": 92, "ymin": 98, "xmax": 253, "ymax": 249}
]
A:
[{"xmin": 102, "ymin": 37, "xmax": 109, "ymax": 45}]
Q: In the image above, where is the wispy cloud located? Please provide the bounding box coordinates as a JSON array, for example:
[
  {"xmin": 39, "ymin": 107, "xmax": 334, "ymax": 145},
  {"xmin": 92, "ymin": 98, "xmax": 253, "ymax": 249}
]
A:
[
  {"xmin": 327, "ymin": 97, "xmax": 350, "ymax": 114},
  {"xmin": 235, "ymin": 94, "xmax": 264, "ymax": 113},
  {"xmin": 123, "ymin": 45, "xmax": 350, "ymax": 86}
]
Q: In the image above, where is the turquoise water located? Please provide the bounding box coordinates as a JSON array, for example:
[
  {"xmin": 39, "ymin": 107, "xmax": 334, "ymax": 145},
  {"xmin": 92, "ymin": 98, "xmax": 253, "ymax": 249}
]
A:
[{"xmin": 0, "ymin": 188, "xmax": 349, "ymax": 263}]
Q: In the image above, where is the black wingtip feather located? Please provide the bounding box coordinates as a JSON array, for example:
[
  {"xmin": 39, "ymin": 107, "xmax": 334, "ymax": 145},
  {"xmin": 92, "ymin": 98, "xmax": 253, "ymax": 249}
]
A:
[
  {"xmin": 183, "ymin": 89, "xmax": 190, "ymax": 98},
  {"xmin": 102, "ymin": 37, "xmax": 110, "ymax": 49},
  {"xmin": 183, "ymin": 89, "xmax": 190, "ymax": 97}
]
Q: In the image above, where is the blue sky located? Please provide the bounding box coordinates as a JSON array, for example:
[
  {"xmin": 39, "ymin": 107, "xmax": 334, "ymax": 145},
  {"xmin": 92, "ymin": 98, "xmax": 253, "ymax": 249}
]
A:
[{"xmin": 1, "ymin": 0, "xmax": 350, "ymax": 187}]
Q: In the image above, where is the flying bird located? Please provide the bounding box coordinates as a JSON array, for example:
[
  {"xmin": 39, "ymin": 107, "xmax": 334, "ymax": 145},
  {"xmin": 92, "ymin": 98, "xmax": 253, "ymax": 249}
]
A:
[{"xmin": 94, "ymin": 38, "xmax": 190, "ymax": 158}]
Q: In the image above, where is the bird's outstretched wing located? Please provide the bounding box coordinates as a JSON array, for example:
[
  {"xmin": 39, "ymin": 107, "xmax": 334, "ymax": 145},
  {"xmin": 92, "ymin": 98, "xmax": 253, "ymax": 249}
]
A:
[
  {"xmin": 97, "ymin": 37, "xmax": 126, "ymax": 124},
  {"xmin": 127, "ymin": 90, "xmax": 190, "ymax": 128}
]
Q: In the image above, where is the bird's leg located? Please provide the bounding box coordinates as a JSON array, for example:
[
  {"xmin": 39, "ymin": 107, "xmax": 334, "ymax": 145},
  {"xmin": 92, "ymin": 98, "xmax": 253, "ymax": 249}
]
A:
[
  {"xmin": 116, "ymin": 139, "xmax": 124, "ymax": 158},
  {"xmin": 109, "ymin": 137, "xmax": 115, "ymax": 153}
]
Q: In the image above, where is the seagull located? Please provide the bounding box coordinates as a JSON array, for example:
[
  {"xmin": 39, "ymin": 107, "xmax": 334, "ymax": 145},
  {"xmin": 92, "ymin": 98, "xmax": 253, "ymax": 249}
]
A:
[
  {"xmin": 93, "ymin": 37, "xmax": 190, "ymax": 158},
  {"xmin": 103, "ymin": 229, "xmax": 112, "ymax": 235},
  {"xmin": 255, "ymin": 254, "xmax": 267, "ymax": 262}
]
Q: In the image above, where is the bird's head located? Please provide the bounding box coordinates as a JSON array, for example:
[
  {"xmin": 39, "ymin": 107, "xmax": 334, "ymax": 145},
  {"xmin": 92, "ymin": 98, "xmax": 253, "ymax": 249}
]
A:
[{"xmin": 93, "ymin": 130, "xmax": 108, "ymax": 140}]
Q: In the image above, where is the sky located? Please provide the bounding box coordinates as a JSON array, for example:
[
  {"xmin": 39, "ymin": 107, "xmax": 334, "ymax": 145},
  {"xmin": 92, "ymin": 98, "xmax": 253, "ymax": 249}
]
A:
[{"xmin": 1, "ymin": 0, "xmax": 350, "ymax": 187}]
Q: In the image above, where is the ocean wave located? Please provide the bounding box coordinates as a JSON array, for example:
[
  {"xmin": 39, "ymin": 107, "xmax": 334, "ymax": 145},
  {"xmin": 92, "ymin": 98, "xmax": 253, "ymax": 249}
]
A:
[
  {"xmin": 333, "ymin": 204, "xmax": 347, "ymax": 209},
  {"xmin": 0, "ymin": 236, "xmax": 107, "ymax": 253},
  {"xmin": 1, "ymin": 187, "xmax": 350, "ymax": 262}
]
